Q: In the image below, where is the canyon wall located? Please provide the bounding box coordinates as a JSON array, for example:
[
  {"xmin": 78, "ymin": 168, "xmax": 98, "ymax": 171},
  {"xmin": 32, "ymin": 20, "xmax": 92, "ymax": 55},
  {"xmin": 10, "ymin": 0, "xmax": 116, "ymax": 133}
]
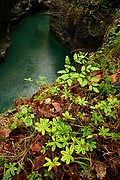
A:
[
  {"xmin": 0, "ymin": 0, "xmax": 48, "ymax": 61},
  {"xmin": 50, "ymin": 0, "xmax": 119, "ymax": 52}
]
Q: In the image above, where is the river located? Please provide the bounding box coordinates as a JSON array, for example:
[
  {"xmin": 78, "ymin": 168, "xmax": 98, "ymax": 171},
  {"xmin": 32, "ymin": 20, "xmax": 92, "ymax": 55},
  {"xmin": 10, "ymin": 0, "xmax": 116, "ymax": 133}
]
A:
[{"xmin": 0, "ymin": 13, "xmax": 71, "ymax": 112}]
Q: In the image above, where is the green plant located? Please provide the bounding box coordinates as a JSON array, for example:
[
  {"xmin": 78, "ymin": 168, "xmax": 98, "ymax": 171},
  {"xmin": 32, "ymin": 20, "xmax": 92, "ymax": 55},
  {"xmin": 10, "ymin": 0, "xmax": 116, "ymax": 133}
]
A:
[
  {"xmin": 61, "ymin": 145, "xmax": 74, "ymax": 164},
  {"xmin": 61, "ymin": 85, "xmax": 73, "ymax": 100},
  {"xmin": 100, "ymin": 75, "xmax": 117, "ymax": 96},
  {"xmin": 43, "ymin": 157, "xmax": 61, "ymax": 172},
  {"xmin": 3, "ymin": 162, "xmax": 21, "ymax": 180},
  {"xmin": 35, "ymin": 118, "xmax": 51, "ymax": 135},
  {"xmin": 36, "ymin": 76, "xmax": 47, "ymax": 86},
  {"xmin": 72, "ymin": 137, "xmax": 89, "ymax": 155},
  {"xmin": 34, "ymin": 92, "xmax": 47, "ymax": 101},
  {"xmin": 56, "ymin": 53, "xmax": 100, "ymax": 93},
  {"xmin": 49, "ymin": 85, "xmax": 60, "ymax": 95},
  {"xmin": 11, "ymin": 105, "xmax": 34, "ymax": 130},
  {"xmin": 98, "ymin": 98, "xmax": 118, "ymax": 117},
  {"xmin": 44, "ymin": 170, "xmax": 54, "ymax": 179},
  {"xmin": 111, "ymin": 132, "xmax": 120, "ymax": 141},
  {"xmin": 73, "ymin": 52, "xmax": 88, "ymax": 65},
  {"xmin": 50, "ymin": 117, "xmax": 72, "ymax": 136},
  {"xmin": 27, "ymin": 171, "xmax": 42, "ymax": 180},
  {"xmin": 62, "ymin": 111, "xmax": 76, "ymax": 120},
  {"xmin": 56, "ymin": 56, "xmax": 76, "ymax": 86},
  {"xmin": 98, "ymin": 126, "xmax": 111, "ymax": 138},
  {"xmin": 91, "ymin": 110, "xmax": 104, "ymax": 125},
  {"xmin": 46, "ymin": 135, "xmax": 69, "ymax": 151},
  {"xmin": 81, "ymin": 126, "xmax": 93, "ymax": 137},
  {"xmin": 75, "ymin": 96, "xmax": 88, "ymax": 106}
]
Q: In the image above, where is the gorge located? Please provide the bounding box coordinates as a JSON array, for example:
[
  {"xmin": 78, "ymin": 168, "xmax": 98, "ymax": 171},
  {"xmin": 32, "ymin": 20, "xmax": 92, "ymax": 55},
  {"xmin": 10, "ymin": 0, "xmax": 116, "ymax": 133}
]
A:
[{"xmin": 0, "ymin": 12, "xmax": 71, "ymax": 112}]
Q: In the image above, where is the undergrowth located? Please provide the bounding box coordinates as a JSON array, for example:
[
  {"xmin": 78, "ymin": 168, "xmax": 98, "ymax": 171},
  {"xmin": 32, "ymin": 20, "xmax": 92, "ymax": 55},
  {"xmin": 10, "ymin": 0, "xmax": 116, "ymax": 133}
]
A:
[{"xmin": 0, "ymin": 11, "xmax": 120, "ymax": 180}]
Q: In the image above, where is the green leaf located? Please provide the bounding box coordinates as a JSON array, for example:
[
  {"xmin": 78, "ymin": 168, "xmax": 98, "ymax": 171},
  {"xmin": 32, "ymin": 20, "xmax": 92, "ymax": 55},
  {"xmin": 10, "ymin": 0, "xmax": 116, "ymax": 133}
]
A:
[
  {"xmin": 61, "ymin": 146, "xmax": 74, "ymax": 164},
  {"xmin": 57, "ymin": 70, "xmax": 67, "ymax": 74},
  {"xmin": 70, "ymin": 144, "xmax": 74, "ymax": 154},
  {"xmin": 61, "ymin": 74, "xmax": 69, "ymax": 80},
  {"xmin": 98, "ymin": 126, "xmax": 111, "ymax": 138},
  {"xmin": 92, "ymin": 83, "xmax": 99, "ymax": 86},
  {"xmin": 67, "ymin": 79, "xmax": 72, "ymax": 86},
  {"xmin": 89, "ymin": 85, "xmax": 93, "ymax": 91},
  {"xmin": 24, "ymin": 78, "xmax": 33, "ymax": 82},
  {"xmin": 93, "ymin": 87, "xmax": 99, "ymax": 93},
  {"xmin": 73, "ymin": 53, "xmax": 78, "ymax": 61},
  {"xmin": 35, "ymin": 118, "xmax": 50, "ymax": 135},
  {"xmin": 71, "ymin": 66, "xmax": 76, "ymax": 71},
  {"xmin": 43, "ymin": 157, "xmax": 61, "ymax": 171},
  {"xmin": 65, "ymin": 56, "xmax": 70, "ymax": 65},
  {"xmin": 90, "ymin": 77, "xmax": 99, "ymax": 82},
  {"xmin": 81, "ymin": 65, "xmax": 85, "ymax": 72},
  {"xmin": 79, "ymin": 73, "xmax": 85, "ymax": 78},
  {"xmin": 81, "ymin": 79, "xmax": 88, "ymax": 87},
  {"xmin": 77, "ymin": 77, "xmax": 83, "ymax": 85},
  {"xmin": 90, "ymin": 67, "xmax": 99, "ymax": 71}
]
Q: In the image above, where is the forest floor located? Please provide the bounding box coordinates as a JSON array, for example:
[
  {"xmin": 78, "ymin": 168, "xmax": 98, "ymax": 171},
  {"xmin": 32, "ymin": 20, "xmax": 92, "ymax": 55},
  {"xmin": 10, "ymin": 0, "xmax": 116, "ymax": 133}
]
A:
[{"xmin": 0, "ymin": 48, "xmax": 120, "ymax": 180}]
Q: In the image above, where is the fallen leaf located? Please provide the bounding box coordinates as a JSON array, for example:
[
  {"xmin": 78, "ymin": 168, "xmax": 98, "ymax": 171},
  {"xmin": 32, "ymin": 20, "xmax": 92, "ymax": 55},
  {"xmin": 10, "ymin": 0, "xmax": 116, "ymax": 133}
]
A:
[
  {"xmin": 44, "ymin": 98, "xmax": 51, "ymax": 104},
  {"xmin": 91, "ymin": 71, "xmax": 101, "ymax": 82},
  {"xmin": 32, "ymin": 156, "xmax": 45, "ymax": 171},
  {"xmin": 30, "ymin": 143, "xmax": 42, "ymax": 154},
  {"xmin": 116, "ymin": 68, "xmax": 120, "ymax": 74},
  {"xmin": 4, "ymin": 144, "xmax": 11, "ymax": 151},
  {"xmin": 110, "ymin": 74, "xmax": 118, "ymax": 83},
  {"xmin": 0, "ymin": 128, "xmax": 11, "ymax": 138},
  {"xmin": 38, "ymin": 107, "xmax": 56, "ymax": 118},
  {"xmin": 92, "ymin": 160, "xmax": 107, "ymax": 180},
  {"xmin": 70, "ymin": 173, "xmax": 81, "ymax": 180},
  {"xmin": 52, "ymin": 102, "xmax": 62, "ymax": 112}
]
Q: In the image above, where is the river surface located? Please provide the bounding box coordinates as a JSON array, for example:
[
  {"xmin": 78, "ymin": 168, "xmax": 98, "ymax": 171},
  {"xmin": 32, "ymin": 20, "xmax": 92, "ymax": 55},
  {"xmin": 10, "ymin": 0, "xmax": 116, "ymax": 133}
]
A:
[{"xmin": 0, "ymin": 13, "xmax": 71, "ymax": 112}]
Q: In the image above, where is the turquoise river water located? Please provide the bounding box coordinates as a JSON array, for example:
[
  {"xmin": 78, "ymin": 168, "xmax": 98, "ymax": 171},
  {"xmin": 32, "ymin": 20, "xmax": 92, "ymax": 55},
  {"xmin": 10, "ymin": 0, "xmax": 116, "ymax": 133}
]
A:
[{"xmin": 0, "ymin": 13, "xmax": 71, "ymax": 112}]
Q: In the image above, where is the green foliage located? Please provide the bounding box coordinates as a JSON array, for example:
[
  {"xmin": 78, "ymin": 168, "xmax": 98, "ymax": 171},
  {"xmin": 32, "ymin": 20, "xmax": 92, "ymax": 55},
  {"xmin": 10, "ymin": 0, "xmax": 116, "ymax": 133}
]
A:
[
  {"xmin": 11, "ymin": 105, "xmax": 34, "ymax": 130},
  {"xmin": 35, "ymin": 118, "xmax": 51, "ymax": 135},
  {"xmin": 3, "ymin": 163, "xmax": 20, "ymax": 180},
  {"xmin": 49, "ymin": 85, "xmax": 60, "ymax": 95},
  {"xmin": 111, "ymin": 132, "xmax": 120, "ymax": 141},
  {"xmin": 81, "ymin": 126, "xmax": 93, "ymax": 138},
  {"xmin": 98, "ymin": 126, "xmax": 111, "ymax": 138},
  {"xmin": 62, "ymin": 111, "xmax": 76, "ymax": 120},
  {"xmin": 27, "ymin": 171, "xmax": 42, "ymax": 180},
  {"xmin": 34, "ymin": 92, "xmax": 47, "ymax": 101},
  {"xmin": 56, "ymin": 52, "xmax": 100, "ymax": 93},
  {"xmin": 61, "ymin": 84, "xmax": 73, "ymax": 100},
  {"xmin": 90, "ymin": 97, "xmax": 119, "ymax": 120},
  {"xmin": 75, "ymin": 96, "xmax": 88, "ymax": 106},
  {"xmin": 44, "ymin": 170, "xmax": 54, "ymax": 179},
  {"xmin": 43, "ymin": 157, "xmax": 61, "ymax": 171},
  {"xmin": 72, "ymin": 137, "xmax": 89, "ymax": 155},
  {"xmin": 73, "ymin": 52, "xmax": 88, "ymax": 64},
  {"xmin": 61, "ymin": 145, "xmax": 74, "ymax": 164},
  {"xmin": 36, "ymin": 76, "xmax": 47, "ymax": 86},
  {"xmin": 91, "ymin": 110, "xmax": 104, "ymax": 125}
]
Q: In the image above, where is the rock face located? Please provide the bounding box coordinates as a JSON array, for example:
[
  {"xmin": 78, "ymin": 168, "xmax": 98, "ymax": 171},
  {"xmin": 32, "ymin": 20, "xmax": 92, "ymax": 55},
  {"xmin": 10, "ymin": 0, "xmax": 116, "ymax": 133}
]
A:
[
  {"xmin": 50, "ymin": 0, "xmax": 116, "ymax": 52},
  {"xmin": 0, "ymin": 0, "xmax": 48, "ymax": 61}
]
